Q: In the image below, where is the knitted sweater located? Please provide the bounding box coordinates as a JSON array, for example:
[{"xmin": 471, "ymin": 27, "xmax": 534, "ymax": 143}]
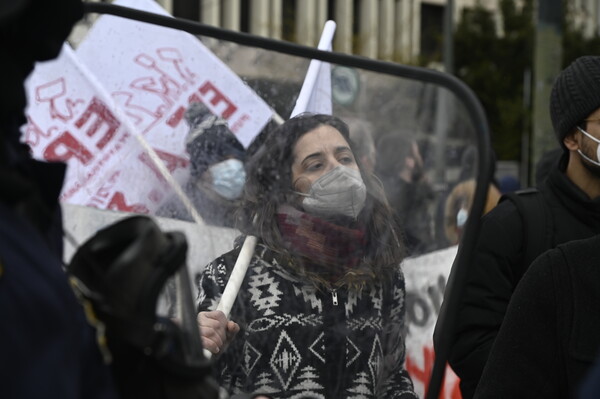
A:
[{"xmin": 197, "ymin": 243, "xmax": 417, "ymax": 399}]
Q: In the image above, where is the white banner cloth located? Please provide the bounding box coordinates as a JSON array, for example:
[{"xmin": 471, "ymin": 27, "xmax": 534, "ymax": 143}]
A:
[
  {"xmin": 404, "ymin": 247, "xmax": 463, "ymax": 398},
  {"xmin": 76, "ymin": 0, "xmax": 272, "ymax": 149},
  {"xmin": 24, "ymin": 45, "xmax": 180, "ymax": 213}
]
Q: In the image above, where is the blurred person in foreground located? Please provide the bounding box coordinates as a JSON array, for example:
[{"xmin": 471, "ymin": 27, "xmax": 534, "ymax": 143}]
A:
[
  {"xmin": 0, "ymin": 0, "xmax": 119, "ymax": 397},
  {"xmin": 158, "ymin": 102, "xmax": 246, "ymax": 228},
  {"xmin": 447, "ymin": 56, "xmax": 600, "ymax": 398},
  {"xmin": 0, "ymin": 1, "xmax": 246, "ymax": 398},
  {"xmin": 196, "ymin": 113, "xmax": 417, "ymax": 398}
]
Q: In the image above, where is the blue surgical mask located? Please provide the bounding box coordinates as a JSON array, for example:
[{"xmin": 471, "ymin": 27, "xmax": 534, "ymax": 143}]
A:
[
  {"xmin": 208, "ymin": 158, "xmax": 246, "ymax": 200},
  {"xmin": 456, "ymin": 208, "xmax": 468, "ymax": 228}
]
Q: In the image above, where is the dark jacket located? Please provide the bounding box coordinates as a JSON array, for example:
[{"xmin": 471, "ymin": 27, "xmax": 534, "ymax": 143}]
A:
[
  {"xmin": 474, "ymin": 234, "xmax": 600, "ymax": 398},
  {"xmin": 0, "ymin": 158, "xmax": 117, "ymax": 399},
  {"xmin": 448, "ymin": 153, "xmax": 600, "ymax": 398},
  {"xmin": 197, "ymin": 242, "xmax": 417, "ymax": 399}
]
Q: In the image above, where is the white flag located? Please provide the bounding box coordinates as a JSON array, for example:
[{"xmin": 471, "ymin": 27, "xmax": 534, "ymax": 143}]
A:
[
  {"xmin": 76, "ymin": 0, "xmax": 273, "ymax": 149},
  {"xmin": 290, "ymin": 21, "xmax": 336, "ymax": 117},
  {"xmin": 24, "ymin": 44, "xmax": 183, "ymax": 213}
]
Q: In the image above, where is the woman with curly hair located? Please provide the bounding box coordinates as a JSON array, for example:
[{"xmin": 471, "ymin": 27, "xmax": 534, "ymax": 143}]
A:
[{"xmin": 196, "ymin": 113, "xmax": 417, "ymax": 399}]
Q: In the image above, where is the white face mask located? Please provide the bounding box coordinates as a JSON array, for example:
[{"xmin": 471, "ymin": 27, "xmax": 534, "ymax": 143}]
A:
[
  {"xmin": 576, "ymin": 125, "xmax": 600, "ymax": 166},
  {"xmin": 297, "ymin": 166, "xmax": 367, "ymax": 219},
  {"xmin": 208, "ymin": 158, "xmax": 246, "ymax": 200}
]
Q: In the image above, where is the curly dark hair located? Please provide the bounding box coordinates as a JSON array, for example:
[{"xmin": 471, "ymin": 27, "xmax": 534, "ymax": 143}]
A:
[{"xmin": 237, "ymin": 113, "xmax": 406, "ymax": 278}]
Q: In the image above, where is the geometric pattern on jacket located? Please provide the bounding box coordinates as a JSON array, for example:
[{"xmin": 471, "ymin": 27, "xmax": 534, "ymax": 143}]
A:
[{"xmin": 197, "ymin": 243, "xmax": 418, "ymax": 398}]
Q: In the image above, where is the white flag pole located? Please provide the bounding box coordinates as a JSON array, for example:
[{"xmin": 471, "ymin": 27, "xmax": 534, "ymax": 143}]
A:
[
  {"xmin": 290, "ymin": 20, "xmax": 337, "ymax": 117},
  {"xmin": 203, "ymin": 234, "xmax": 257, "ymax": 360},
  {"xmin": 216, "ymin": 236, "xmax": 258, "ymax": 318}
]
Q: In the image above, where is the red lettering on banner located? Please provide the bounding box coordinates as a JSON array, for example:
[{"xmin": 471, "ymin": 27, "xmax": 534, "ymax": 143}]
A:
[
  {"xmin": 35, "ymin": 78, "xmax": 84, "ymax": 122},
  {"xmin": 43, "ymin": 131, "xmax": 93, "ymax": 164},
  {"xmin": 166, "ymin": 106, "xmax": 186, "ymax": 127},
  {"xmin": 157, "ymin": 47, "xmax": 196, "ymax": 85},
  {"xmin": 115, "ymin": 48, "xmax": 198, "ymax": 131},
  {"xmin": 406, "ymin": 346, "xmax": 462, "ymax": 399},
  {"xmin": 107, "ymin": 191, "xmax": 149, "ymax": 213},
  {"xmin": 23, "ymin": 115, "xmax": 52, "ymax": 147},
  {"xmin": 74, "ymin": 97, "xmax": 120, "ymax": 150},
  {"xmin": 229, "ymin": 113, "xmax": 250, "ymax": 133},
  {"xmin": 87, "ymin": 171, "xmax": 121, "ymax": 208},
  {"xmin": 160, "ymin": 92, "xmax": 204, "ymax": 128},
  {"xmin": 188, "ymin": 93, "xmax": 201, "ymax": 104},
  {"xmin": 138, "ymin": 149, "xmax": 189, "ymax": 182},
  {"xmin": 113, "ymin": 91, "xmax": 163, "ymax": 126},
  {"xmin": 132, "ymin": 53, "xmax": 182, "ymax": 108},
  {"xmin": 199, "ymin": 81, "xmax": 237, "ymax": 119},
  {"xmin": 165, "ymin": 85, "xmax": 243, "ymax": 129}
]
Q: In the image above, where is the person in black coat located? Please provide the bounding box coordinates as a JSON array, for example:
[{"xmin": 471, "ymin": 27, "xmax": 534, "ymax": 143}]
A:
[
  {"xmin": 446, "ymin": 56, "xmax": 600, "ymax": 398},
  {"xmin": 474, "ymin": 234, "xmax": 600, "ymax": 398},
  {"xmin": 0, "ymin": 1, "xmax": 119, "ymax": 398}
]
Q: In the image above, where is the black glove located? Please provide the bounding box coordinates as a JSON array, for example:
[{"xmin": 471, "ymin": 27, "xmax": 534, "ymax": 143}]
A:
[{"xmin": 68, "ymin": 215, "xmax": 219, "ymax": 399}]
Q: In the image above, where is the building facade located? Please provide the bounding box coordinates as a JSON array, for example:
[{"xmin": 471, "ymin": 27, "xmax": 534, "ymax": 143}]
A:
[{"xmin": 155, "ymin": 0, "xmax": 501, "ymax": 65}]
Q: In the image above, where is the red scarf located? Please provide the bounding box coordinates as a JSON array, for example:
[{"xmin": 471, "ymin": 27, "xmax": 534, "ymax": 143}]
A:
[{"xmin": 276, "ymin": 204, "xmax": 370, "ymax": 285}]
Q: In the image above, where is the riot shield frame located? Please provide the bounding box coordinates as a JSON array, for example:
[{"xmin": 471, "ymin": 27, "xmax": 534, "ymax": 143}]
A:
[{"xmin": 81, "ymin": 3, "xmax": 494, "ymax": 397}]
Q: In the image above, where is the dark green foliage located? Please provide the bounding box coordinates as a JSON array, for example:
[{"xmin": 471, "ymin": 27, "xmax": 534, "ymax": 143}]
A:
[
  {"xmin": 454, "ymin": 0, "xmax": 533, "ymax": 161},
  {"xmin": 562, "ymin": 0, "xmax": 600, "ymax": 66},
  {"xmin": 454, "ymin": 0, "xmax": 600, "ymax": 162}
]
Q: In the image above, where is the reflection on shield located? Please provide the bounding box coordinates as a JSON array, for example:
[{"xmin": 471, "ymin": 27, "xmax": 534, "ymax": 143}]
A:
[{"xmin": 24, "ymin": 0, "xmax": 493, "ymax": 397}]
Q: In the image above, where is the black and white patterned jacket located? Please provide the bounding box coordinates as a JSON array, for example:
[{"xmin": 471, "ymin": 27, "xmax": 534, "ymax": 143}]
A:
[{"xmin": 197, "ymin": 242, "xmax": 417, "ymax": 399}]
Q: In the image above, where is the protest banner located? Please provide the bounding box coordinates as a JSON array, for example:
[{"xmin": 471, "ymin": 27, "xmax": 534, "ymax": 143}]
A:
[
  {"xmin": 76, "ymin": 0, "xmax": 273, "ymax": 149},
  {"xmin": 24, "ymin": 44, "xmax": 183, "ymax": 213},
  {"xmin": 24, "ymin": 0, "xmax": 274, "ymax": 213},
  {"xmin": 404, "ymin": 247, "xmax": 463, "ymax": 399}
]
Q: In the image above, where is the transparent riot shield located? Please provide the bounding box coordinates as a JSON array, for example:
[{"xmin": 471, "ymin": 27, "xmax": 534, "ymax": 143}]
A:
[{"xmin": 32, "ymin": 2, "xmax": 494, "ymax": 398}]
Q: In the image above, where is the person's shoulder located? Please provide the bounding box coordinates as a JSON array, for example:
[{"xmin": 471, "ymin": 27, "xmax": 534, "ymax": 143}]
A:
[
  {"xmin": 481, "ymin": 195, "xmax": 523, "ymax": 223},
  {"xmin": 526, "ymin": 235, "xmax": 600, "ymax": 283},
  {"xmin": 488, "ymin": 187, "xmax": 549, "ymax": 221},
  {"xmin": 555, "ymin": 234, "xmax": 600, "ymax": 268},
  {"xmin": 557, "ymin": 234, "xmax": 600, "ymax": 250}
]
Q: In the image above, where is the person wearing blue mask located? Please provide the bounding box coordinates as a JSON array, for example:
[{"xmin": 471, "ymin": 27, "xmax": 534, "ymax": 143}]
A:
[{"xmin": 158, "ymin": 102, "xmax": 247, "ymax": 227}]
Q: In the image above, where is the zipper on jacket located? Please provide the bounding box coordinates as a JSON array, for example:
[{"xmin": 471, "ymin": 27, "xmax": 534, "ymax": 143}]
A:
[
  {"xmin": 322, "ymin": 288, "xmax": 346, "ymax": 397},
  {"xmin": 331, "ymin": 289, "xmax": 338, "ymax": 306}
]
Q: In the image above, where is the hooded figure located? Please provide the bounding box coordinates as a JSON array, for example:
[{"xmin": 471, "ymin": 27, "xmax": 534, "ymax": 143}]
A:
[{"xmin": 157, "ymin": 102, "xmax": 246, "ymax": 227}]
